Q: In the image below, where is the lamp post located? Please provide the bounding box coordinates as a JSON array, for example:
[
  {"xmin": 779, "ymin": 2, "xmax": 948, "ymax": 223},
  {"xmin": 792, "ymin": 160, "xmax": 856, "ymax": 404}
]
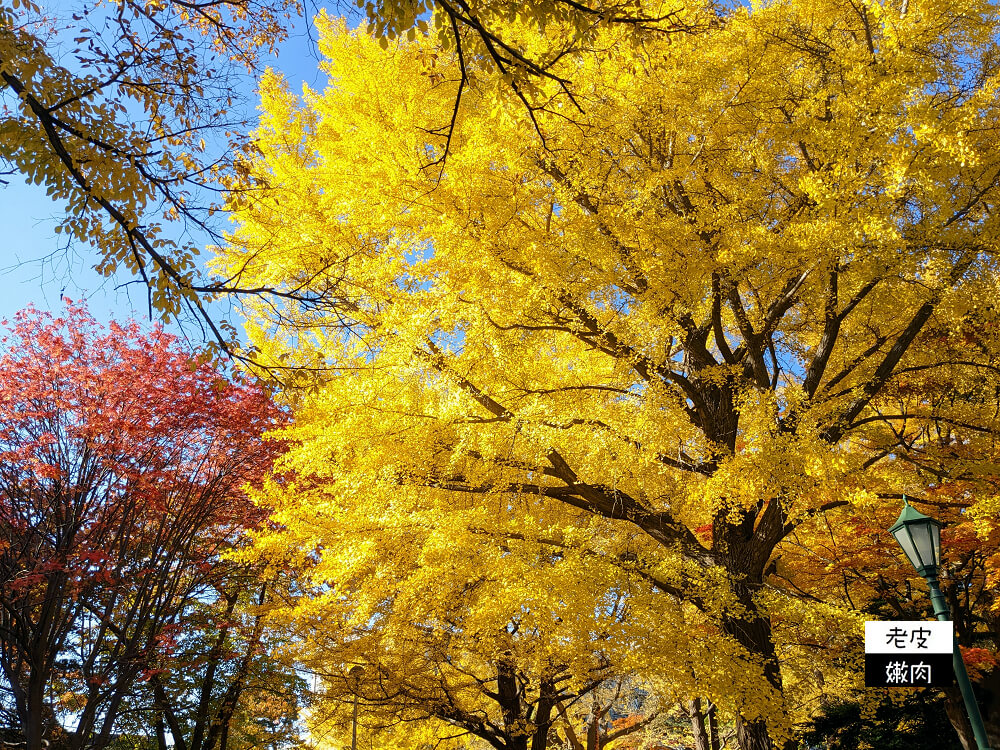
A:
[
  {"xmin": 889, "ymin": 496, "xmax": 992, "ymax": 750},
  {"xmin": 348, "ymin": 665, "xmax": 365, "ymax": 750}
]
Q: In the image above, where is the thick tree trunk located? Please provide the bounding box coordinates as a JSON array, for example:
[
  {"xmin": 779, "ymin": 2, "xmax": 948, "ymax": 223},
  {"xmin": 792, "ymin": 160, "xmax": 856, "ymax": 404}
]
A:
[
  {"xmin": 529, "ymin": 678, "xmax": 556, "ymax": 750},
  {"xmin": 25, "ymin": 668, "xmax": 45, "ymax": 750},
  {"xmin": 720, "ymin": 581, "xmax": 785, "ymax": 750},
  {"xmin": 497, "ymin": 658, "xmax": 529, "ymax": 750},
  {"xmin": 687, "ymin": 697, "xmax": 711, "ymax": 750},
  {"xmin": 734, "ymin": 716, "xmax": 774, "ymax": 750},
  {"xmin": 943, "ymin": 668, "xmax": 1000, "ymax": 750},
  {"xmin": 943, "ymin": 690, "xmax": 975, "ymax": 750}
]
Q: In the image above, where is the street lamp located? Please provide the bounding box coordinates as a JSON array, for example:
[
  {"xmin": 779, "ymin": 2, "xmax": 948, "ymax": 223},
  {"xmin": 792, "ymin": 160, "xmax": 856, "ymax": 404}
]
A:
[
  {"xmin": 348, "ymin": 665, "xmax": 365, "ymax": 750},
  {"xmin": 889, "ymin": 496, "xmax": 992, "ymax": 750}
]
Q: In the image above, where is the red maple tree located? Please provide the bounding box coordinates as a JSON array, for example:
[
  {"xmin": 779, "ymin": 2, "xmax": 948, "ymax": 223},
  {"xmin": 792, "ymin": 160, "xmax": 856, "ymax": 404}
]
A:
[{"xmin": 0, "ymin": 302, "xmax": 284, "ymax": 750}]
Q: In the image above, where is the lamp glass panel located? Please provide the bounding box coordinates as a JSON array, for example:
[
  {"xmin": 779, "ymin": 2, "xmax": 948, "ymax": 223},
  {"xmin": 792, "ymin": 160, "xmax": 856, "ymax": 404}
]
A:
[
  {"xmin": 931, "ymin": 523, "xmax": 941, "ymax": 567},
  {"xmin": 892, "ymin": 525, "xmax": 922, "ymax": 571},
  {"xmin": 911, "ymin": 521, "xmax": 936, "ymax": 571}
]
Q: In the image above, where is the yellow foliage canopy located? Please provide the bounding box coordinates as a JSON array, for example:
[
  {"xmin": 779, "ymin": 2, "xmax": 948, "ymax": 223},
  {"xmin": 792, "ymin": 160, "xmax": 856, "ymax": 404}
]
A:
[{"xmin": 220, "ymin": 3, "xmax": 1000, "ymax": 747}]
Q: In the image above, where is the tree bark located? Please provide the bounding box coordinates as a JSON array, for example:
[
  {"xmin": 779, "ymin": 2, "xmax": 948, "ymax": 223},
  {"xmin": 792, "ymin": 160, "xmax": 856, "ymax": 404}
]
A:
[
  {"xmin": 734, "ymin": 716, "xmax": 773, "ymax": 750},
  {"xmin": 555, "ymin": 700, "xmax": 585, "ymax": 750},
  {"xmin": 688, "ymin": 697, "xmax": 711, "ymax": 750},
  {"xmin": 586, "ymin": 713, "xmax": 598, "ymax": 750},
  {"xmin": 497, "ymin": 657, "xmax": 529, "ymax": 750},
  {"xmin": 707, "ymin": 699, "xmax": 721, "ymax": 750},
  {"xmin": 943, "ymin": 689, "xmax": 976, "ymax": 750},
  {"xmin": 719, "ymin": 580, "xmax": 784, "ymax": 750},
  {"xmin": 943, "ymin": 668, "xmax": 1000, "ymax": 750},
  {"xmin": 529, "ymin": 677, "xmax": 556, "ymax": 750},
  {"xmin": 25, "ymin": 666, "xmax": 45, "ymax": 750},
  {"xmin": 155, "ymin": 713, "xmax": 169, "ymax": 750}
]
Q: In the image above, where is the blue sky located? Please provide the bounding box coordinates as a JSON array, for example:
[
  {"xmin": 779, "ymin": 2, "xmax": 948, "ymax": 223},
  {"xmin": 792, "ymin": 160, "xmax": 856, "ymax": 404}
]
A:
[{"xmin": 0, "ymin": 6, "xmax": 335, "ymax": 334}]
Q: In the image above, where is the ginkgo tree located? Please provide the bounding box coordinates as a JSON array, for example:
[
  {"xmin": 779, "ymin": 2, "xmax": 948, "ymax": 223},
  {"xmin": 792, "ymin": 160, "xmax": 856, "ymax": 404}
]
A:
[
  {"xmin": 257, "ymin": 474, "xmax": 732, "ymax": 750},
  {"xmin": 217, "ymin": 1, "xmax": 1000, "ymax": 748},
  {"xmin": 0, "ymin": 0, "xmax": 710, "ymax": 335}
]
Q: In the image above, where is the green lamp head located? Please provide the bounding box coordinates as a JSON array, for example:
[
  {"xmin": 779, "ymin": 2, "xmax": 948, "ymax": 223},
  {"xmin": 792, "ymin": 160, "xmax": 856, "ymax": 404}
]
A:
[{"xmin": 888, "ymin": 495, "xmax": 942, "ymax": 577}]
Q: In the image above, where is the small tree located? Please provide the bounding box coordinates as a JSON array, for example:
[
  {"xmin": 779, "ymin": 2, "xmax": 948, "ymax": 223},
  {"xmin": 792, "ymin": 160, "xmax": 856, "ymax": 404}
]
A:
[
  {"xmin": 141, "ymin": 571, "xmax": 310, "ymax": 750},
  {"xmin": 0, "ymin": 302, "xmax": 284, "ymax": 750}
]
